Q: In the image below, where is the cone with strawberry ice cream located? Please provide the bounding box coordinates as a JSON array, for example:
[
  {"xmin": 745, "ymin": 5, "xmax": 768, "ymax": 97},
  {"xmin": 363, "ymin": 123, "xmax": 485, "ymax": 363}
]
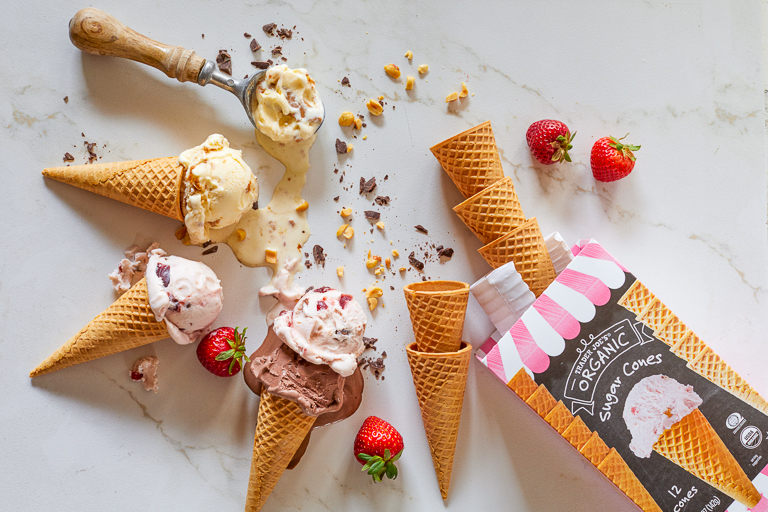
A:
[
  {"xmin": 242, "ymin": 287, "xmax": 367, "ymax": 511},
  {"xmin": 402, "ymin": 280, "xmax": 472, "ymax": 500},
  {"xmin": 43, "ymin": 134, "xmax": 258, "ymax": 245},
  {"xmin": 30, "ymin": 249, "xmax": 223, "ymax": 377}
]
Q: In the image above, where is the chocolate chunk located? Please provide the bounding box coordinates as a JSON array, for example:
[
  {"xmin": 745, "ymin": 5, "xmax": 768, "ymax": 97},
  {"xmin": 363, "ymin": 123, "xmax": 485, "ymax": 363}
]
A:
[
  {"xmin": 263, "ymin": 23, "xmax": 277, "ymax": 35},
  {"xmin": 202, "ymin": 245, "xmax": 218, "ymax": 255},
  {"xmin": 84, "ymin": 141, "xmax": 97, "ymax": 163},
  {"xmin": 276, "ymin": 28, "xmax": 292, "ymax": 39},
  {"xmin": 281, "ymin": 57, "xmax": 288, "ymax": 62},
  {"xmin": 374, "ymin": 195, "xmax": 390, "ymax": 205},
  {"xmin": 414, "ymin": 224, "xmax": 428, "ymax": 235},
  {"xmin": 362, "ymin": 177, "xmax": 377, "ymax": 193},
  {"xmin": 381, "ymin": 351, "xmax": 387, "ymax": 358},
  {"xmin": 201, "ymin": 34, "xmax": 205, "ymax": 38},
  {"xmin": 63, "ymin": 152, "xmax": 74, "ymax": 162},
  {"xmin": 390, "ymin": 286, "xmax": 394, "ymax": 291},
  {"xmin": 312, "ymin": 245, "xmax": 325, "ymax": 266},
  {"xmin": 363, "ymin": 337, "xmax": 378, "ymax": 350},
  {"xmin": 364, "ymin": 211, "xmax": 380, "ymax": 220},
  {"xmin": 341, "ymin": 76, "xmax": 350, "ymax": 86},
  {"xmin": 333, "ymin": 196, "xmax": 340, "ymax": 202},
  {"xmin": 359, "ymin": 177, "xmax": 365, "ymax": 194},
  {"xmin": 252, "ymin": 200, "xmax": 259, "ymax": 210},
  {"xmin": 408, "ymin": 251, "xmax": 425, "ymax": 271},
  {"xmin": 438, "ymin": 247, "xmax": 454, "ymax": 259},
  {"xmin": 272, "ymin": 46, "xmax": 282, "ymax": 56},
  {"xmin": 267, "ymin": 59, "xmax": 274, "ymax": 65},
  {"xmin": 156, "ymin": 262, "xmax": 171, "ymax": 287},
  {"xmin": 384, "ymin": 175, "xmax": 389, "ymax": 181},
  {"xmin": 335, "ymin": 138, "xmax": 347, "ymax": 154},
  {"xmin": 436, "ymin": 245, "xmax": 443, "ymax": 252},
  {"xmin": 250, "ymin": 39, "xmax": 261, "ymax": 52},
  {"xmin": 252, "ymin": 61, "xmax": 270, "ymax": 69},
  {"xmin": 304, "ymin": 260, "xmax": 311, "ymax": 269},
  {"xmin": 202, "ymin": 241, "xmax": 212, "ymax": 248},
  {"xmin": 63, "ymin": 96, "xmax": 68, "ymax": 103},
  {"xmin": 244, "ymin": 32, "xmax": 251, "ymax": 38},
  {"xmin": 216, "ymin": 50, "xmax": 232, "ymax": 75}
]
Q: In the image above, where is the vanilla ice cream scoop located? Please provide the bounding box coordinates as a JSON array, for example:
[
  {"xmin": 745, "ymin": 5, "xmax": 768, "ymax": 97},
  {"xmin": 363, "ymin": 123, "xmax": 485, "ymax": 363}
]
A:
[
  {"xmin": 146, "ymin": 253, "xmax": 223, "ymax": 345},
  {"xmin": 273, "ymin": 287, "xmax": 366, "ymax": 377},
  {"xmin": 179, "ymin": 134, "xmax": 259, "ymax": 245},
  {"xmin": 253, "ymin": 65, "xmax": 324, "ymax": 143},
  {"xmin": 623, "ymin": 374, "xmax": 703, "ymax": 458}
]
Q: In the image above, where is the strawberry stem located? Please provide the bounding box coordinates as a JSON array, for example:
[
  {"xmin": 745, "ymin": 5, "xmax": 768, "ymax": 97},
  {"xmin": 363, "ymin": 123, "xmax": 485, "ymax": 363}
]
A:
[{"xmin": 357, "ymin": 448, "xmax": 403, "ymax": 483}]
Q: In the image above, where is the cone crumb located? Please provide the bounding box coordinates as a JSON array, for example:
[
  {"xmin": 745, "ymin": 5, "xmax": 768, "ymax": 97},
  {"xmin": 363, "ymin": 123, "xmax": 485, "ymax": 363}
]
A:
[{"xmin": 405, "ymin": 50, "xmax": 413, "ymax": 60}]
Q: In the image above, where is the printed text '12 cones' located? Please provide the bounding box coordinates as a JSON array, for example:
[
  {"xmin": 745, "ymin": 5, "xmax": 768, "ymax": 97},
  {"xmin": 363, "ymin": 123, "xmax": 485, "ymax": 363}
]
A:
[
  {"xmin": 30, "ymin": 277, "xmax": 168, "ymax": 377},
  {"xmin": 43, "ymin": 157, "xmax": 185, "ymax": 220},
  {"xmin": 403, "ymin": 281, "xmax": 469, "ymax": 354}
]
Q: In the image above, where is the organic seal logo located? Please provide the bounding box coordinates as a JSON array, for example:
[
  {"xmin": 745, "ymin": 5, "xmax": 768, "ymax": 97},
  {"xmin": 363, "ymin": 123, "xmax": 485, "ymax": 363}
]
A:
[
  {"xmin": 726, "ymin": 413, "xmax": 743, "ymax": 430},
  {"xmin": 740, "ymin": 426, "xmax": 762, "ymax": 449}
]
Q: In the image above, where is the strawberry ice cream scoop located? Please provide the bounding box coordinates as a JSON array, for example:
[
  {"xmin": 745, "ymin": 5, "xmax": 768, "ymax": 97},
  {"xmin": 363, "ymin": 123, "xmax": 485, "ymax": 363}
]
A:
[
  {"xmin": 623, "ymin": 374, "xmax": 703, "ymax": 458},
  {"xmin": 146, "ymin": 253, "xmax": 223, "ymax": 345},
  {"xmin": 273, "ymin": 287, "xmax": 366, "ymax": 377}
]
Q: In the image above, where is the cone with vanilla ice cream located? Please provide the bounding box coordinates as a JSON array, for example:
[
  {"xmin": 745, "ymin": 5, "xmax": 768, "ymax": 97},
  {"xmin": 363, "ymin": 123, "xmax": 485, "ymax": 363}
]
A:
[
  {"xmin": 43, "ymin": 134, "xmax": 258, "ymax": 245},
  {"xmin": 30, "ymin": 249, "xmax": 223, "ymax": 377}
]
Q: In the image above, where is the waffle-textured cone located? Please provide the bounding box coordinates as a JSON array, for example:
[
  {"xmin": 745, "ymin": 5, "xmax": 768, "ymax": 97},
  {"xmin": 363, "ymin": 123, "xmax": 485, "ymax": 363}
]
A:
[
  {"xmin": 598, "ymin": 449, "xmax": 663, "ymax": 512},
  {"xmin": 580, "ymin": 432, "xmax": 610, "ymax": 466},
  {"xmin": 653, "ymin": 409, "xmax": 760, "ymax": 507},
  {"xmin": 477, "ymin": 217, "xmax": 556, "ymax": 297},
  {"xmin": 654, "ymin": 314, "xmax": 688, "ymax": 347},
  {"xmin": 430, "ymin": 121, "xmax": 505, "ymax": 198},
  {"xmin": 670, "ymin": 330, "xmax": 707, "ymax": 362},
  {"xmin": 544, "ymin": 401, "xmax": 574, "ymax": 435},
  {"xmin": 637, "ymin": 297, "xmax": 673, "ymax": 331},
  {"xmin": 562, "ymin": 416, "xmax": 592, "ymax": 450},
  {"xmin": 525, "ymin": 384, "xmax": 557, "ymax": 418},
  {"xmin": 688, "ymin": 348, "xmax": 768, "ymax": 415},
  {"xmin": 245, "ymin": 391, "xmax": 317, "ymax": 512},
  {"xmin": 453, "ymin": 177, "xmax": 525, "ymax": 244},
  {"xmin": 43, "ymin": 157, "xmax": 184, "ymax": 220},
  {"xmin": 30, "ymin": 278, "xmax": 168, "ymax": 377},
  {"xmin": 406, "ymin": 341, "xmax": 472, "ymax": 500},
  {"xmin": 507, "ymin": 367, "xmax": 538, "ymax": 401},
  {"xmin": 618, "ymin": 280, "xmax": 656, "ymax": 317},
  {"xmin": 403, "ymin": 281, "xmax": 469, "ymax": 353}
]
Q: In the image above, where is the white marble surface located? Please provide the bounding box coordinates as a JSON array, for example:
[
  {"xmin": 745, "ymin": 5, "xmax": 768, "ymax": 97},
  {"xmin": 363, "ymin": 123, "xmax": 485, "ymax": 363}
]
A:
[{"xmin": 2, "ymin": 1, "xmax": 767, "ymax": 511}]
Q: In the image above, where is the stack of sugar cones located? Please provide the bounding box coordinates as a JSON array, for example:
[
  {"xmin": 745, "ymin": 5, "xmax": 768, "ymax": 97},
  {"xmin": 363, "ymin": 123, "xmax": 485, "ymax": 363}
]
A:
[
  {"xmin": 431, "ymin": 121, "xmax": 556, "ymax": 298},
  {"xmin": 506, "ymin": 368, "xmax": 662, "ymax": 512},
  {"xmin": 402, "ymin": 280, "xmax": 472, "ymax": 500},
  {"xmin": 244, "ymin": 391, "xmax": 316, "ymax": 512},
  {"xmin": 30, "ymin": 277, "xmax": 168, "ymax": 377},
  {"xmin": 43, "ymin": 156, "xmax": 185, "ymax": 220},
  {"xmin": 619, "ymin": 279, "xmax": 768, "ymax": 414}
]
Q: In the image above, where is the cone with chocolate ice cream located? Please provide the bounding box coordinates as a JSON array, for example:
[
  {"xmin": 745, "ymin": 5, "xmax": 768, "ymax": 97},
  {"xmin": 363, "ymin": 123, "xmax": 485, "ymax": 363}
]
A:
[
  {"xmin": 403, "ymin": 281, "xmax": 470, "ymax": 354},
  {"xmin": 43, "ymin": 157, "xmax": 184, "ymax": 220},
  {"xmin": 453, "ymin": 176, "xmax": 525, "ymax": 244},
  {"xmin": 30, "ymin": 277, "xmax": 168, "ymax": 377},
  {"xmin": 406, "ymin": 341, "xmax": 472, "ymax": 500},
  {"xmin": 430, "ymin": 120, "xmax": 505, "ymax": 198}
]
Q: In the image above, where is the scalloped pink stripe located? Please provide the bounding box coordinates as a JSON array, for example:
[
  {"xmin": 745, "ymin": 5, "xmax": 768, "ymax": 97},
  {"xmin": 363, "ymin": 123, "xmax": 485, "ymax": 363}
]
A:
[
  {"xmin": 484, "ymin": 345, "xmax": 507, "ymax": 382},
  {"xmin": 557, "ymin": 268, "xmax": 612, "ymax": 306},
  {"xmin": 532, "ymin": 294, "xmax": 581, "ymax": 340},
  {"xmin": 479, "ymin": 335, "xmax": 499, "ymax": 356},
  {"xmin": 576, "ymin": 242, "xmax": 628, "ymax": 271},
  {"xmin": 510, "ymin": 321, "xmax": 550, "ymax": 373},
  {"xmin": 762, "ymin": 462, "xmax": 768, "ymax": 476}
]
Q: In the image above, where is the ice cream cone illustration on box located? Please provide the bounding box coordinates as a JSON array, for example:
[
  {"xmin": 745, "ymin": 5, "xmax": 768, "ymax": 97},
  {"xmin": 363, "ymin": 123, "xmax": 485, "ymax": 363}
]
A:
[
  {"xmin": 624, "ymin": 375, "xmax": 760, "ymax": 507},
  {"xmin": 403, "ymin": 281, "xmax": 469, "ymax": 354},
  {"xmin": 453, "ymin": 176, "xmax": 525, "ymax": 244},
  {"xmin": 430, "ymin": 120, "xmax": 504, "ymax": 198}
]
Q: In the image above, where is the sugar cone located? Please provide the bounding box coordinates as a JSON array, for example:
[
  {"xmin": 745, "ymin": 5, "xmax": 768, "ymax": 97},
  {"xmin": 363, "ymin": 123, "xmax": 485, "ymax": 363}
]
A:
[
  {"xmin": 453, "ymin": 176, "xmax": 525, "ymax": 244},
  {"xmin": 653, "ymin": 409, "xmax": 760, "ymax": 507},
  {"xmin": 598, "ymin": 449, "xmax": 663, "ymax": 512},
  {"xmin": 670, "ymin": 330, "xmax": 707, "ymax": 362},
  {"xmin": 245, "ymin": 391, "xmax": 317, "ymax": 512},
  {"xmin": 406, "ymin": 341, "xmax": 472, "ymax": 500},
  {"xmin": 525, "ymin": 384, "xmax": 557, "ymax": 418},
  {"xmin": 544, "ymin": 401, "xmax": 574, "ymax": 435},
  {"xmin": 477, "ymin": 217, "xmax": 556, "ymax": 297},
  {"xmin": 403, "ymin": 281, "xmax": 469, "ymax": 353},
  {"xmin": 687, "ymin": 348, "xmax": 768, "ymax": 415},
  {"xmin": 562, "ymin": 416, "xmax": 592, "ymax": 450},
  {"xmin": 430, "ymin": 121, "xmax": 505, "ymax": 198},
  {"xmin": 43, "ymin": 157, "xmax": 184, "ymax": 220},
  {"xmin": 507, "ymin": 367, "xmax": 538, "ymax": 401},
  {"xmin": 579, "ymin": 432, "xmax": 610, "ymax": 466},
  {"xmin": 618, "ymin": 279, "xmax": 656, "ymax": 317},
  {"xmin": 30, "ymin": 278, "xmax": 168, "ymax": 377},
  {"xmin": 637, "ymin": 297, "xmax": 673, "ymax": 331},
  {"xmin": 653, "ymin": 314, "xmax": 688, "ymax": 347}
]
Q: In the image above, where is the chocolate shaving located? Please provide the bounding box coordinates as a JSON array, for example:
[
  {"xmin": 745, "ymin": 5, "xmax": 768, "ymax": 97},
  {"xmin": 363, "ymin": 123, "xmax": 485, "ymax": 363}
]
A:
[
  {"xmin": 381, "ymin": 351, "xmax": 387, "ymax": 358},
  {"xmin": 359, "ymin": 177, "xmax": 365, "ymax": 194},
  {"xmin": 364, "ymin": 211, "xmax": 380, "ymax": 220},
  {"xmin": 438, "ymin": 247, "xmax": 454, "ymax": 259},
  {"xmin": 362, "ymin": 177, "xmax": 377, "ymax": 193},
  {"xmin": 63, "ymin": 152, "xmax": 74, "ymax": 162},
  {"xmin": 63, "ymin": 96, "xmax": 68, "ymax": 103},
  {"xmin": 304, "ymin": 260, "xmax": 311, "ymax": 269},
  {"xmin": 408, "ymin": 251, "xmax": 425, "ymax": 271},
  {"xmin": 263, "ymin": 23, "xmax": 277, "ymax": 35},
  {"xmin": 276, "ymin": 28, "xmax": 292, "ymax": 39},
  {"xmin": 202, "ymin": 246, "xmax": 218, "ymax": 255},
  {"xmin": 335, "ymin": 138, "xmax": 347, "ymax": 154},
  {"xmin": 84, "ymin": 141, "xmax": 97, "ymax": 163},
  {"xmin": 414, "ymin": 224, "xmax": 428, "ymax": 235},
  {"xmin": 374, "ymin": 195, "xmax": 390, "ymax": 205},
  {"xmin": 272, "ymin": 46, "xmax": 282, "ymax": 56},
  {"xmin": 202, "ymin": 241, "xmax": 212, "ymax": 248},
  {"xmin": 363, "ymin": 337, "xmax": 378, "ymax": 350},
  {"xmin": 341, "ymin": 76, "xmax": 350, "ymax": 86},
  {"xmin": 312, "ymin": 245, "xmax": 325, "ymax": 266},
  {"xmin": 216, "ymin": 50, "xmax": 232, "ymax": 75},
  {"xmin": 333, "ymin": 196, "xmax": 340, "ymax": 202},
  {"xmin": 250, "ymin": 39, "xmax": 261, "ymax": 52},
  {"xmin": 252, "ymin": 201, "xmax": 259, "ymax": 210},
  {"xmin": 244, "ymin": 32, "xmax": 251, "ymax": 38}
]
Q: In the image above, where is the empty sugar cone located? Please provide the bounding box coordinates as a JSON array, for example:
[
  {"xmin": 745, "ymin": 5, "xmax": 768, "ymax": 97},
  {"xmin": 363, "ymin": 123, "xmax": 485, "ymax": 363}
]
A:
[
  {"xmin": 453, "ymin": 176, "xmax": 525, "ymax": 244},
  {"xmin": 43, "ymin": 156, "xmax": 184, "ymax": 220},
  {"xmin": 653, "ymin": 409, "xmax": 760, "ymax": 507},
  {"xmin": 687, "ymin": 348, "xmax": 768, "ymax": 415},
  {"xmin": 670, "ymin": 330, "xmax": 707, "ymax": 362},
  {"xmin": 579, "ymin": 432, "xmax": 610, "ymax": 466},
  {"xmin": 406, "ymin": 341, "xmax": 472, "ymax": 500},
  {"xmin": 618, "ymin": 279, "xmax": 656, "ymax": 317},
  {"xmin": 477, "ymin": 217, "xmax": 556, "ymax": 297},
  {"xmin": 30, "ymin": 277, "xmax": 168, "ymax": 377},
  {"xmin": 598, "ymin": 449, "xmax": 663, "ymax": 512},
  {"xmin": 403, "ymin": 281, "xmax": 469, "ymax": 353},
  {"xmin": 430, "ymin": 120, "xmax": 505, "ymax": 198},
  {"xmin": 245, "ymin": 391, "xmax": 317, "ymax": 512}
]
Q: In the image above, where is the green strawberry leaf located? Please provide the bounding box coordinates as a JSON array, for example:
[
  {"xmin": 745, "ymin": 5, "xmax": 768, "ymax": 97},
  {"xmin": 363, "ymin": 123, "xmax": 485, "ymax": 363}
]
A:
[
  {"xmin": 383, "ymin": 449, "xmax": 391, "ymax": 460},
  {"xmin": 385, "ymin": 463, "xmax": 397, "ymax": 480},
  {"xmin": 215, "ymin": 349, "xmax": 236, "ymax": 361},
  {"xmin": 391, "ymin": 449, "xmax": 403, "ymax": 462}
]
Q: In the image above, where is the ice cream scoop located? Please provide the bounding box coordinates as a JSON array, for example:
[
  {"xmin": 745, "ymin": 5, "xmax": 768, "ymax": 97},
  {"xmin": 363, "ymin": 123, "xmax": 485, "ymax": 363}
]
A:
[{"xmin": 68, "ymin": 8, "xmax": 325, "ymax": 136}]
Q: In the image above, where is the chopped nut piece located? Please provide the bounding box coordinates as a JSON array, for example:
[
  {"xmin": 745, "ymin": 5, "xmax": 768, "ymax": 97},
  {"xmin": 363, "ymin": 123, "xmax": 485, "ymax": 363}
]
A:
[
  {"xmin": 391, "ymin": 249, "xmax": 399, "ymax": 257},
  {"xmin": 353, "ymin": 118, "xmax": 363, "ymax": 130},
  {"xmin": 365, "ymin": 250, "xmax": 382, "ymax": 268},
  {"xmin": 362, "ymin": 135, "xmax": 368, "ymax": 140},
  {"xmin": 336, "ymin": 224, "xmax": 349, "ymax": 236},
  {"xmin": 340, "ymin": 207, "xmax": 353, "ymax": 217},
  {"xmin": 338, "ymin": 111, "xmax": 355, "ymax": 126},
  {"xmin": 459, "ymin": 82, "xmax": 469, "ymax": 98},
  {"xmin": 376, "ymin": 221, "xmax": 385, "ymax": 230},
  {"xmin": 446, "ymin": 92, "xmax": 458, "ymax": 102},
  {"xmin": 418, "ymin": 64, "xmax": 429, "ymax": 74},
  {"xmin": 347, "ymin": 144, "xmax": 354, "ymax": 153},
  {"xmin": 404, "ymin": 50, "xmax": 413, "ymax": 59},
  {"xmin": 385, "ymin": 257, "xmax": 391, "ymax": 269},
  {"xmin": 368, "ymin": 297, "xmax": 378, "ymax": 310},
  {"xmin": 399, "ymin": 267, "xmax": 406, "ymax": 272},
  {"xmin": 265, "ymin": 248, "xmax": 278, "ymax": 264},
  {"xmin": 384, "ymin": 63, "xmax": 401, "ymax": 79},
  {"xmin": 337, "ymin": 266, "xmax": 344, "ymax": 277},
  {"xmin": 343, "ymin": 225, "xmax": 355, "ymax": 239},
  {"xmin": 366, "ymin": 99, "xmax": 383, "ymax": 116},
  {"xmin": 295, "ymin": 200, "xmax": 309, "ymax": 212},
  {"xmin": 236, "ymin": 228, "xmax": 247, "ymax": 241},
  {"xmin": 366, "ymin": 287, "xmax": 383, "ymax": 298},
  {"xmin": 405, "ymin": 76, "xmax": 415, "ymax": 90},
  {"xmin": 374, "ymin": 268, "xmax": 382, "ymax": 275},
  {"xmin": 175, "ymin": 225, "xmax": 187, "ymax": 240}
]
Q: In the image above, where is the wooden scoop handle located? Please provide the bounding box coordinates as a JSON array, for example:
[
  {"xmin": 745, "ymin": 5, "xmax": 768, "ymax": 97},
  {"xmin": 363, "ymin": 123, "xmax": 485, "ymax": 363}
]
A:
[{"xmin": 69, "ymin": 8, "xmax": 205, "ymax": 83}]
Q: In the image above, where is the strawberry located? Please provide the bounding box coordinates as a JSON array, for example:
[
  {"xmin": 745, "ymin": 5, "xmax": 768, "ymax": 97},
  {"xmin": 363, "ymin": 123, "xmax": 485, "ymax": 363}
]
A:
[
  {"xmin": 526, "ymin": 119, "xmax": 575, "ymax": 164},
  {"xmin": 590, "ymin": 135, "xmax": 640, "ymax": 182},
  {"xmin": 196, "ymin": 327, "xmax": 250, "ymax": 377},
  {"xmin": 353, "ymin": 416, "xmax": 404, "ymax": 482}
]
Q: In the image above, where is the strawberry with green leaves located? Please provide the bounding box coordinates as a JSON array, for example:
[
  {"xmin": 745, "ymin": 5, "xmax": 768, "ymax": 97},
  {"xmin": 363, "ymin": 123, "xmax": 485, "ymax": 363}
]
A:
[
  {"xmin": 353, "ymin": 416, "xmax": 404, "ymax": 482},
  {"xmin": 526, "ymin": 119, "xmax": 575, "ymax": 165},
  {"xmin": 591, "ymin": 135, "xmax": 640, "ymax": 182},
  {"xmin": 196, "ymin": 327, "xmax": 250, "ymax": 377}
]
